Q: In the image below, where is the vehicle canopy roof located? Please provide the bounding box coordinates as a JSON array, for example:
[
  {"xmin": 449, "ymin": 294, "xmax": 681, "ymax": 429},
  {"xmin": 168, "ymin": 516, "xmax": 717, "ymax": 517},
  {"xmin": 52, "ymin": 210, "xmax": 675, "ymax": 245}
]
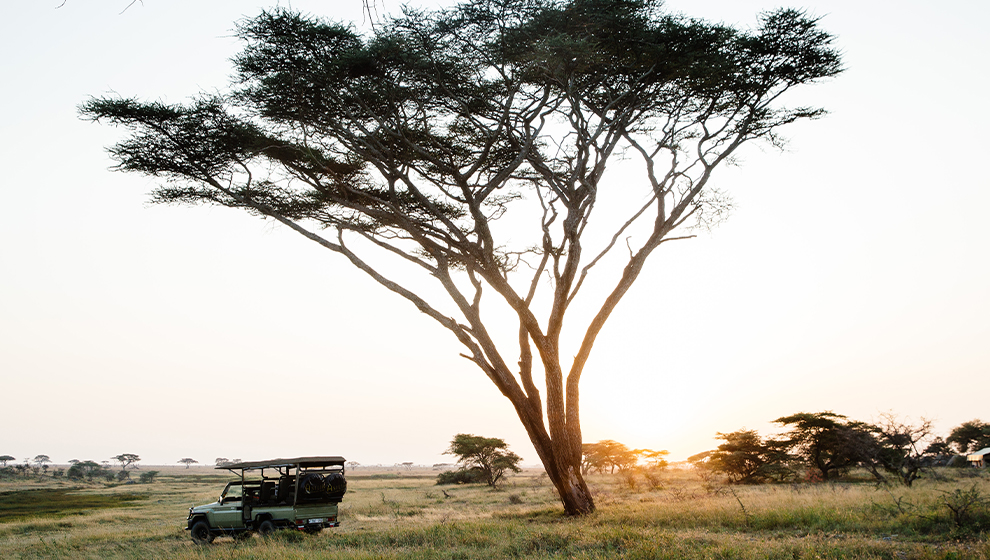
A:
[{"xmin": 218, "ymin": 456, "xmax": 346, "ymax": 471}]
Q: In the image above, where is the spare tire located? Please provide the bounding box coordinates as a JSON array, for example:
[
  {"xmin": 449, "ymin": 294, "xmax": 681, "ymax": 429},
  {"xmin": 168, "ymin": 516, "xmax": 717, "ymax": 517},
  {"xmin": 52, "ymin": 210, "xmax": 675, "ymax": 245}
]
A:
[
  {"xmin": 300, "ymin": 473, "xmax": 325, "ymax": 496},
  {"xmin": 324, "ymin": 473, "xmax": 347, "ymax": 496}
]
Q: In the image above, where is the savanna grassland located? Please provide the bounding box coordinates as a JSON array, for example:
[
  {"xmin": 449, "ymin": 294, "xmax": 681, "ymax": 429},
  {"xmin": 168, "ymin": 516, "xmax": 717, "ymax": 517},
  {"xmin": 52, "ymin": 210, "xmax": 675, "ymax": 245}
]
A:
[{"xmin": 1, "ymin": 466, "xmax": 987, "ymax": 559}]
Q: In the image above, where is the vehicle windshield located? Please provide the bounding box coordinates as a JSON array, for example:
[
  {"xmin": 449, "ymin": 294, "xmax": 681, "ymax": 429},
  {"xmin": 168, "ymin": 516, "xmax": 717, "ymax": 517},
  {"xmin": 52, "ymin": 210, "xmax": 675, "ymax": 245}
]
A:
[{"xmin": 221, "ymin": 482, "xmax": 243, "ymax": 502}]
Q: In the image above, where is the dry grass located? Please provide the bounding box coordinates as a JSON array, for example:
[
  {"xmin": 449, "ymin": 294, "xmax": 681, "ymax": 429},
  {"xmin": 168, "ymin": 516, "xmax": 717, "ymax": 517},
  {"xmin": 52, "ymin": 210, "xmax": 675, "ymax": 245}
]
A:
[{"xmin": 0, "ymin": 467, "xmax": 987, "ymax": 559}]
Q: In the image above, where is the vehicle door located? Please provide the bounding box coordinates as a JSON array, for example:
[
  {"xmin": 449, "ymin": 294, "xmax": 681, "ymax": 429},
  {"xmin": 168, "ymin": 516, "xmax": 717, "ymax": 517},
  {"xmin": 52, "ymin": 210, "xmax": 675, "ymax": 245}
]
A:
[{"xmin": 212, "ymin": 482, "xmax": 246, "ymax": 529}]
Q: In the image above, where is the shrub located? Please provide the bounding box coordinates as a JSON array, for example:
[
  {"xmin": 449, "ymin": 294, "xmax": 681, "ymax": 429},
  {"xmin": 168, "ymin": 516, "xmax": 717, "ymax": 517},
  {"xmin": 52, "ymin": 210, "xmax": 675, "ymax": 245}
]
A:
[
  {"xmin": 436, "ymin": 467, "xmax": 486, "ymax": 485},
  {"xmin": 139, "ymin": 471, "xmax": 159, "ymax": 484}
]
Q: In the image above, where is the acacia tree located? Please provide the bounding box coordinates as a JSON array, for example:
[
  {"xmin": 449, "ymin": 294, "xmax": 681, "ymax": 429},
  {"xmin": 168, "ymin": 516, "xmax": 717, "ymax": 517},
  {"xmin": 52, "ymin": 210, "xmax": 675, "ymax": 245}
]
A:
[
  {"xmin": 707, "ymin": 429, "xmax": 790, "ymax": 484},
  {"xmin": 178, "ymin": 458, "xmax": 199, "ymax": 469},
  {"xmin": 81, "ymin": 0, "xmax": 841, "ymax": 514},
  {"xmin": 869, "ymin": 413, "xmax": 935, "ymax": 487},
  {"xmin": 112, "ymin": 453, "xmax": 141, "ymax": 472},
  {"xmin": 775, "ymin": 412, "xmax": 876, "ymax": 481},
  {"xmin": 582, "ymin": 440, "xmax": 637, "ymax": 474},
  {"xmin": 445, "ymin": 433, "xmax": 522, "ymax": 487},
  {"xmin": 947, "ymin": 420, "xmax": 990, "ymax": 454}
]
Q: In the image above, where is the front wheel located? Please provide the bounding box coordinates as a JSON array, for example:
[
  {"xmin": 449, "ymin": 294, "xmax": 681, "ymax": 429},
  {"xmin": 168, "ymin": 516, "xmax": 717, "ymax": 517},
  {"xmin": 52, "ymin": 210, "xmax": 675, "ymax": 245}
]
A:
[
  {"xmin": 190, "ymin": 520, "xmax": 214, "ymax": 544},
  {"xmin": 257, "ymin": 519, "xmax": 276, "ymax": 537}
]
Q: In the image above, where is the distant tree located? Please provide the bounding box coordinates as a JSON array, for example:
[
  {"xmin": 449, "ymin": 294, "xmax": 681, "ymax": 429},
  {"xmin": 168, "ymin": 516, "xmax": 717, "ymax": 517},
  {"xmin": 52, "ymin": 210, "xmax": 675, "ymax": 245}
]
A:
[
  {"xmin": 0, "ymin": 455, "xmax": 15, "ymax": 467},
  {"xmin": 215, "ymin": 458, "xmax": 230, "ymax": 466},
  {"xmin": 139, "ymin": 470, "xmax": 159, "ymax": 483},
  {"xmin": 436, "ymin": 468, "xmax": 486, "ymax": 485},
  {"xmin": 400, "ymin": 462, "xmax": 414, "ymax": 470},
  {"xmin": 581, "ymin": 440, "xmax": 638, "ymax": 474},
  {"xmin": 111, "ymin": 453, "xmax": 141, "ymax": 472},
  {"xmin": 178, "ymin": 458, "xmax": 199, "ymax": 469},
  {"xmin": 947, "ymin": 420, "xmax": 990, "ymax": 454},
  {"xmin": 707, "ymin": 429, "xmax": 790, "ymax": 484},
  {"xmin": 687, "ymin": 451, "xmax": 714, "ymax": 465},
  {"xmin": 775, "ymin": 412, "xmax": 876, "ymax": 481},
  {"xmin": 82, "ymin": 0, "xmax": 842, "ymax": 515},
  {"xmin": 33, "ymin": 455, "xmax": 52, "ymax": 468},
  {"xmin": 444, "ymin": 434, "xmax": 522, "ymax": 487},
  {"xmin": 867, "ymin": 413, "xmax": 936, "ymax": 487},
  {"xmin": 67, "ymin": 460, "xmax": 107, "ymax": 480},
  {"xmin": 637, "ymin": 449, "xmax": 670, "ymax": 469},
  {"xmin": 924, "ymin": 437, "xmax": 953, "ymax": 459},
  {"xmin": 346, "ymin": 461, "xmax": 360, "ymax": 469}
]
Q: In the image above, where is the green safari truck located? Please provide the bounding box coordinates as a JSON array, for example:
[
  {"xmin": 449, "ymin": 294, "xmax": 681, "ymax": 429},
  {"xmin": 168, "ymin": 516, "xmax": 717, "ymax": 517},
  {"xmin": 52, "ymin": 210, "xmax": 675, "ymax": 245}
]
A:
[{"xmin": 186, "ymin": 456, "xmax": 346, "ymax": 543}]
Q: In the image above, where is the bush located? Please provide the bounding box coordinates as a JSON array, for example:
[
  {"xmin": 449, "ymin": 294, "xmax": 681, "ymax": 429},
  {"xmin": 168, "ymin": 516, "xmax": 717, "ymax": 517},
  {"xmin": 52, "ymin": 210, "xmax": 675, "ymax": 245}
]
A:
[
  {"xmin": 139, "ymin": 471, "xmax": 159, "ymax": 484},
  {"xmin": 436, "ymin": 467, "xmax": 486, "ymax": 485}
]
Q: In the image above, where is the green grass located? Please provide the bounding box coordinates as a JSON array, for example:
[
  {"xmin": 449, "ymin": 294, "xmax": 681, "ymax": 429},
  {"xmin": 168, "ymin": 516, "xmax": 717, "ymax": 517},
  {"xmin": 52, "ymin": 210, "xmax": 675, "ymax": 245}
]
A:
[
  {"xmin": 0, "ymin": 466, "xmax": 987, "ymax": 559},
  {"xmin": 0, "ymin": 488, "xmax": 145, "ymax": 521}
]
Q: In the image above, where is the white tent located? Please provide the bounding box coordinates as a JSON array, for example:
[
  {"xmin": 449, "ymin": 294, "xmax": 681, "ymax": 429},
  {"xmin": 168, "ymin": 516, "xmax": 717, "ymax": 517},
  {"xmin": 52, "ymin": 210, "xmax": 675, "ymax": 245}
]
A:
[{"xmin": 966, "ymin": 448, "xmax": 990, "ymax": 467}]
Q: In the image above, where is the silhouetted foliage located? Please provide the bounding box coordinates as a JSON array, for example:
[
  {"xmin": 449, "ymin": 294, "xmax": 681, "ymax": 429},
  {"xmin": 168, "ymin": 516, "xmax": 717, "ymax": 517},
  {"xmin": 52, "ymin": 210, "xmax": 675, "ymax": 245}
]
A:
[
  {"xmin": 867, "ymin": 413, "xmax": 937, "ymax": 487},
  {"xmin": 582, "ymin": 440, "xmax": 638, "ymax": 474},
  {"xmin": 112, "ymin": 453, "xmax": 141, "ymax": 472},
  {"xmin": 774, "ymin": 412, "xmax": 877, "ymax": 481},
  {"xmin": 707, "ymin": 429, "xmax": 791, "ymax": 484},
  {"xmin": 178, "ymin": 458, "xmax": 199, "ymax": 468},
  {"xmin": 947, "ymin": 420, "xmax": 990, "ymax": 454},
  {"xmin": 444, "ymin": 434, "xmax": 522, "ymax": 487},
  {"xmin": 0, "ymin": 455, "xmax": 16, "ymax": 467},
  {"xmin": 82, "ymin": 0, "xmax": 841, "ymax": 514},
  {"xmin": 66, "ymin": 460, "xmax": 111, "ymax": 481}
]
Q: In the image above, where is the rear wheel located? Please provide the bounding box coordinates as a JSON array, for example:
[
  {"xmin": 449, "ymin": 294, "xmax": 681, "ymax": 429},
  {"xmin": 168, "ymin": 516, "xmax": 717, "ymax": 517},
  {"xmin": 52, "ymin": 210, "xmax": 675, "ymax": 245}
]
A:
[
  {"xmin": 257, "ymin": 519, "xmax": 276, "ymax": 537},
  {"xmin": 190, "ymin": 520, "xmax": 214, "ymax": 544}
]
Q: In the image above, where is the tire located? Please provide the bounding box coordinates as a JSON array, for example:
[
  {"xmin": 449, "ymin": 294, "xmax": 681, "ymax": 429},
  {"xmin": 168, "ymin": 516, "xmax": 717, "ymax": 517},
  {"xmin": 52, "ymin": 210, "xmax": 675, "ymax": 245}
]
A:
[
  {"xmin": 257, "ymin": 519, "xmax": 276, "ymax": 537},
  {"xmin": 300, "ymin": 473, "xmax": 325, "ymax": 496},
  {"xmin": 190, "ymin": 520, "xmax": 214, "ymax": 545},
  {"xmin": 324, "ymin": 473, "xmax": 347, "ymax": 496}
]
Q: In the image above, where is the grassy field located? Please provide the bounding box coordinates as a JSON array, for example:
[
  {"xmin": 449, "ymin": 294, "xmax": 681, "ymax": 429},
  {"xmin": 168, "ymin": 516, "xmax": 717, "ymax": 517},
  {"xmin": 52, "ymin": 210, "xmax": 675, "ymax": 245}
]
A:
[{"xmin": 0, "ymin": 466, "xmax": 987, "ymax": 559}]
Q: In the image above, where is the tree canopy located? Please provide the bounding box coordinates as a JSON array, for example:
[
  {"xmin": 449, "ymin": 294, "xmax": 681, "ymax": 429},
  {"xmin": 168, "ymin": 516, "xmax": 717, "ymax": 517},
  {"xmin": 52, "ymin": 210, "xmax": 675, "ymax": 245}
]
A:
[
  {"xmin": 112, "ymin": 453, "xmax": 141, "ymax": 472},
  {"xmin": 947, "ymin": 420, "xmax": 990, "ymax": 454},
  {"xmin": 82, "ymin": 0, "xmax": 841, "ymax": 514},
  {"xmin": 444, "ymin": 433, "xmax": 522, "ymax": 487}
]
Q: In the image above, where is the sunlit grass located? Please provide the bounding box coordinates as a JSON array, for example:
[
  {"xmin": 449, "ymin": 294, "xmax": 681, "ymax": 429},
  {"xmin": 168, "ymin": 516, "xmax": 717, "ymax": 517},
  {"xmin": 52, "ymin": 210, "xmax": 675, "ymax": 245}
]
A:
[{"xmin": 1, "ymin": 467, "xmax": 988, "ymax": 559}]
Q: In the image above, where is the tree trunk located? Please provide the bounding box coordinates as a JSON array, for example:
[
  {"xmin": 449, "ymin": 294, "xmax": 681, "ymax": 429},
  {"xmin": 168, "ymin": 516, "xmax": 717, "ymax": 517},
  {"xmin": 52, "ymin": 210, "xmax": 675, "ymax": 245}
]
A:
[{"xmin": 512, "ymin": 398, "xmax": 595, "ymax": 515}]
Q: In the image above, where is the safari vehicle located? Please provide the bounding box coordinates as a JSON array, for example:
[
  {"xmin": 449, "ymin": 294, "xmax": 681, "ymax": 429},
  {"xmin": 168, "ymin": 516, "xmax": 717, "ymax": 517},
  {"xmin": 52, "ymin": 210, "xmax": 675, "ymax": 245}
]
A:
[{"xmin": 186, "ymin": 456, "xmax": 346, "ymax": 543}]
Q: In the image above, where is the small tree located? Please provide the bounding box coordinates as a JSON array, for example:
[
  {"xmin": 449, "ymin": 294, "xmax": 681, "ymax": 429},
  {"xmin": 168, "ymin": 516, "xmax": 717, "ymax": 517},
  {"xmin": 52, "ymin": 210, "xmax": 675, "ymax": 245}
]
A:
[
  {"xmin": 582, "ymin": 440, "xmax": 638, "ymax": 474},
  {"xmin": 178, "ymin": 458, "xmax": 199, "ymax": 469},
  {"xmin": 67, "ymin": 460, "xmax": 107, "ymax": 480},
  {"xmin": 215, "ymin": 457, "xmax": 230, "ymax": 467},
  {"xmin": 0, "ymin": 455, "xmax": 15, "ymax": 467},
  {"xmin": 775, "ymin": 412, "xmax": 876, "ymax": 481},
  {"xmin": 33, "ymin": 455, "xmax": 52, "ymax": 469},
  {"xmin": 868, "ymin": 413, "xmax": 936, "ymax": 487},
  {"xmin": 707, "ymin": 429, "xmax": 790, "ymax": 484},
  {"xmin": 444, "ymin": 434, "xmax": 522, "ymax": 487},
  {"xmin": 111, "ymin": 453, "xmax": 141, "ymax": 473},
  {"xmin": 139, "ymin": 470, "xmax": 160, "ymax": 483}
]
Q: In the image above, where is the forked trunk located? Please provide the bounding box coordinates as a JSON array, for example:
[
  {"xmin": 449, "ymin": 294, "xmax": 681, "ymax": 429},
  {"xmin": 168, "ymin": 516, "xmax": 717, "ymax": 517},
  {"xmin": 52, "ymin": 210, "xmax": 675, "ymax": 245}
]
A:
[
  {"xmin": 549, "ymin": 463, "xmax": 595, "ymax": 515},
  {"xmin": 514, "ymin": 403, "xmax": 596, "ymax": 515}
]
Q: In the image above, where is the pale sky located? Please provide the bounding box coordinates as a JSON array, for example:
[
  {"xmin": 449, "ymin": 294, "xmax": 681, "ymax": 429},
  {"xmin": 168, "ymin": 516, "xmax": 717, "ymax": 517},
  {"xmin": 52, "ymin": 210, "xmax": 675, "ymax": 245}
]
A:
[{"xmin": 1, "ymin": 0, "xmax": 987, "ymax": 468}]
